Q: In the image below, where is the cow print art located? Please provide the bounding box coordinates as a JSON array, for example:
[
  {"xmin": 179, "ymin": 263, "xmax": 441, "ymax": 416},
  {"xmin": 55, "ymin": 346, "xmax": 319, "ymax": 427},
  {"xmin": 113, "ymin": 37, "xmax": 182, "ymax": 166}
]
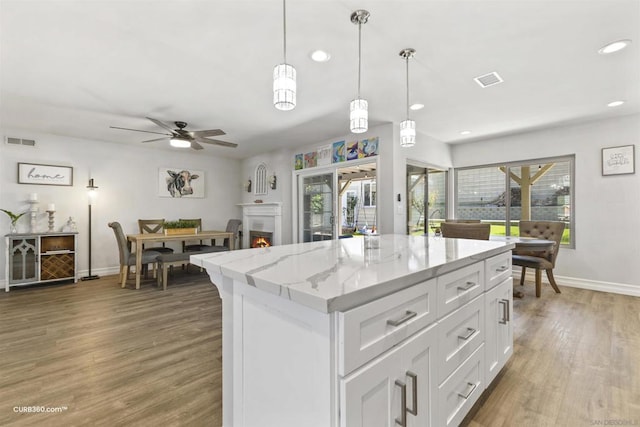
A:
[{"xmin": 158, "ymin": 167, "xmax": 204, "ymax": 198}]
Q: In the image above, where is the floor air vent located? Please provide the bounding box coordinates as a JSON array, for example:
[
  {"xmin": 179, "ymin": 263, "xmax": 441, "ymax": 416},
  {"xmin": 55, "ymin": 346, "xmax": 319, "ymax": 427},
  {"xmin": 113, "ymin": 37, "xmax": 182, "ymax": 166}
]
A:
[
  {"xmin": 6, "ymin": 137, "xmax": 36, "ymax": 146},
  {"xmin": 474, "ymin": 71, "xmax": 503, "ymax": 88}
]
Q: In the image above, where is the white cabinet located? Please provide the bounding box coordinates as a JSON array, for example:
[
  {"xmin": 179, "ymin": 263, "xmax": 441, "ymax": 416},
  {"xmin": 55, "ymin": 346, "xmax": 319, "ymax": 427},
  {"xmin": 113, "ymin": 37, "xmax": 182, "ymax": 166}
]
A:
[
  {"xmin": 484, "ymin": 277, "xmax": 513, "ymax": 385},
  {"xmin": 341, "ymin": 324, "xmax": 439, "ymax": 427}
]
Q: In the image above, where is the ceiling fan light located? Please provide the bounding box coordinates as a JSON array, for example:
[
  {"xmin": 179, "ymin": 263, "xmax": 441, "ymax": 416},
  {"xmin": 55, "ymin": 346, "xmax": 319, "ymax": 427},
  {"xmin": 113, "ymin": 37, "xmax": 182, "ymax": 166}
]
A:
[
  {"xmin": 273, "ymin": 63, "xmax": 296, "ymax": 111},
  {"xmin": 400, "ymin": 120, "xmax": 416, "ymax": 147},
  {"xmin": 350, "ymin": 98, "xmax": 368, "ymax": 133},
  {"xmin": 170, "ymin": 137, "xmax": 191, "ymax": 148}
]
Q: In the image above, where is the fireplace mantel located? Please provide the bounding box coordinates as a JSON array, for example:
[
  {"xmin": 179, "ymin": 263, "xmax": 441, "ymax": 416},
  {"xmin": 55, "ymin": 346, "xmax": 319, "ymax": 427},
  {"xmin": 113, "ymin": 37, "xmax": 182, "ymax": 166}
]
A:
[{"xmin": 238, "ymin": 202, "xmax": 282, "ymax": 248}]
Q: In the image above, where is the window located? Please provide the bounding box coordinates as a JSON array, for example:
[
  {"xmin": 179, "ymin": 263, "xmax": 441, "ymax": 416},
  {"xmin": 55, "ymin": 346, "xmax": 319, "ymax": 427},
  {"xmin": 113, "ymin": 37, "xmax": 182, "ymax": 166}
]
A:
[
  {"xmin": 455, "ymin": 155, "xmax": 574, "ymax": 247},
  {"xmin": 407, "ymin": 164, "xmax": 448, "ymax": 235},
  {"xmin": 363, "ymin": 182, "xmax": 376, "ymax": 207}
]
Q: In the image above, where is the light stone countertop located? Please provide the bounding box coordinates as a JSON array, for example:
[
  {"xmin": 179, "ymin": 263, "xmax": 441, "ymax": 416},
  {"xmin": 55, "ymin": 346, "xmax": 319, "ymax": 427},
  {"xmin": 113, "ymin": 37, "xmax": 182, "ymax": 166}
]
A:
[{"xmin": 190, "ymin": 234, "xmax": 514, "ymax": 313}]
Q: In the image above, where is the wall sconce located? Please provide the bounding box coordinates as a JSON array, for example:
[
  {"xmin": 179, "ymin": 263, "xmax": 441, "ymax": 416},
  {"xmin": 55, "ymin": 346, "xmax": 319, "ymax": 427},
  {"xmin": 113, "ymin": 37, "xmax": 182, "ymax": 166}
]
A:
[
  {"xmin": 269, "ymin": 175, "xmax": 277, "ymax": 190},
  {"xmin": 246, "ymin": 179, "xmax": 252, "ymax": 193}
]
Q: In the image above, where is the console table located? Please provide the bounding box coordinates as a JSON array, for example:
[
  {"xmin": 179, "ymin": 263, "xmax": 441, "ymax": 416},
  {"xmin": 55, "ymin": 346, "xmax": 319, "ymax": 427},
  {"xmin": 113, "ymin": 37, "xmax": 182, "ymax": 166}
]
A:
[{"xmin": 5, "ymin": 232, "xmax": 79, "ymax": 292}]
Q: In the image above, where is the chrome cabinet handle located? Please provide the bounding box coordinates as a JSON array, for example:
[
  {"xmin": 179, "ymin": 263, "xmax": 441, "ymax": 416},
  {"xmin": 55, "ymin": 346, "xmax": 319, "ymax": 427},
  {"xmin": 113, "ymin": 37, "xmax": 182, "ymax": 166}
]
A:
[
  {"xmin": 458, "ymin": 327, "xmax": 476, "ymax": 340},
  {"xmin": 457, "ymin": 382, "xmax": 478, "ymax": 399},
  {"xmin": 395, "ymin": 380, "xmax": 407, "ymax": 426},
  {"xmin": 498, "ymin": 300, "xmax": 508, "ymax": 324},
  {"xmin": 495, "ymin": 265, "xmax": 508, "ymax": 272},
  {"xmin": 406, "ymin": 371, "xmax": 418, "ymax": 416},
  {"xmin": 457, "ymin": 281, "xmax": 475, "ymax": 291},
  {"xmin": 387, "ymin": 310, "xmax": 417, "ymax": 327},
  {"xmin": 502, "ymin": 298, "xmax": 510, "ymax": 322}
]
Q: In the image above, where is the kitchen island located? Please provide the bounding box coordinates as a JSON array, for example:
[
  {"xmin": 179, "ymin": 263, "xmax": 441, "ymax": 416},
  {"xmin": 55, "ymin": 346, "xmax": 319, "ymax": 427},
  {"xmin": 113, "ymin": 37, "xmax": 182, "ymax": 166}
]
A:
[{"xmin": 191, "ymin": 234, "xmax": 515, "ymax": 427}]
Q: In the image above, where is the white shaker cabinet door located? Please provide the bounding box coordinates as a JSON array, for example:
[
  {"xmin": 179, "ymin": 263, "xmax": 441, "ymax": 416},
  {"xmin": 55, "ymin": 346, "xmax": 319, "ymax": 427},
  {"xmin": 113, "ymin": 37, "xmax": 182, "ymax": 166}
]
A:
[
  {"xmin": 484, "ymin": 277, "xmax": 513, "ymax": 385},
  {"xmin": 340, "ymin": 324, "xmax": 438, "ymax": 427}
]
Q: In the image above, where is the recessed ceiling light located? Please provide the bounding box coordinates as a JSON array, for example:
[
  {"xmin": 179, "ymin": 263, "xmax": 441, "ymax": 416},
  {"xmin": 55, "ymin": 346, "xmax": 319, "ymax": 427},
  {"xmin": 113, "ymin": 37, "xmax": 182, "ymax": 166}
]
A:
[
  {"xmin": 310, "ymin": 50, "xmax": 331, "ymax": 62},
  {"xmin": 598, "ymin": 39, "xmax": 632, "ymax": 54},
  {"xmin": 409, "ymin": 103, "xmax": 424, "ymax": 111},
  {"xmin": 607, "ymin": 100, "xmax": 625, "ymax": 107},
  {"xmin": 460, "ymin": 130, "xmax": 472, "ymax": 135}
]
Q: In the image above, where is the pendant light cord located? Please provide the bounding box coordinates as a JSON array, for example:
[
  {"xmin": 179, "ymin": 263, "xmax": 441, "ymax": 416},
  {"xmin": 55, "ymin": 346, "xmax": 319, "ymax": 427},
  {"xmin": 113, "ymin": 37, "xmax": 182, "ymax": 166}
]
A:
[
  {"xmin": 405, "ymin": 56, "xmax": 410, "ymax": 118},
  {"xmin": 357, "ymin": 22, "xmax": 362, "ymax": 98},
  {"xmin": 283, "ymin": 0, "xmax": 287, "ymax": 63}
]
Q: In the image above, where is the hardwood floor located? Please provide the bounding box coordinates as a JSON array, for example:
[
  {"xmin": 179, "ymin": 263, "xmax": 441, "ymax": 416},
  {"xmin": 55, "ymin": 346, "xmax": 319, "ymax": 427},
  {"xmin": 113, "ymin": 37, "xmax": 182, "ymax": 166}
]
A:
[
  {"xmin": 0, "ymin": 271, "xmax": 222, "ymax": 427},
  {"xmin": 1, "ymin": 274, "xmax": 638, "ymax": 426}
]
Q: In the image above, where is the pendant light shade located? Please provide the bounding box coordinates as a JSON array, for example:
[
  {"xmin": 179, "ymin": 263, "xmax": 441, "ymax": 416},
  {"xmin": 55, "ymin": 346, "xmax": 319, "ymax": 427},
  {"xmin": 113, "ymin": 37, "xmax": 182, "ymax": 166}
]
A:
[
  {"xmin": 399, "ymin": 48, "xmax": 416, "ymax": 147},
  {"xmin": 273, "ymin": 0, "xmax": 296, "ymax": 111},
  {"xmin": 400, "ymin": 119, "xmax": 416, "ymax": 147},
  {"xmin": 350, "ymin": 10, "xmax": 370, "ymax": 134},
  {"xmin": 273, "ymin": 63, "xmax": 296, "ymax": 111},
  {"xmin": 350, "ymin": 99, "xmax": 368, "ymax": 133}
]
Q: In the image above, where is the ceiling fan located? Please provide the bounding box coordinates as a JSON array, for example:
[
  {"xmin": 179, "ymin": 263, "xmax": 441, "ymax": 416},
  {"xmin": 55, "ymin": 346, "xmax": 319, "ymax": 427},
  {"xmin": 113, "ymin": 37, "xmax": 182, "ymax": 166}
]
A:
[{"xmin": 110, "ymin": 117, "xmax": 237, "ymax": 150}]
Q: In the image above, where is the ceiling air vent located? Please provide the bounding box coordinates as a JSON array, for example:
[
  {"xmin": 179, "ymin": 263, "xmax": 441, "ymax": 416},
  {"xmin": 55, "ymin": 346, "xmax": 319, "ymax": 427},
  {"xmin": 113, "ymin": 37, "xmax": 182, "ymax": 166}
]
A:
[
  {"xmin": 474, "ymin": 71, "xmax": 503, "ymax": 88},
  {"xmin": 6, "ymin": 137, "xmax": 36, "ymax": 146}
]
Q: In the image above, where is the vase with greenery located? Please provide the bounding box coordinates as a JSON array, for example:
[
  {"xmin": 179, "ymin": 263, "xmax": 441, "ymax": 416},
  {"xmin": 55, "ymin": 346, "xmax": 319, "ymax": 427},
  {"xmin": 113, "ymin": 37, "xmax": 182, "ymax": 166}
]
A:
[{"xmin": 1, "ymin": 209, "xmax": 26, "ymax": 234}]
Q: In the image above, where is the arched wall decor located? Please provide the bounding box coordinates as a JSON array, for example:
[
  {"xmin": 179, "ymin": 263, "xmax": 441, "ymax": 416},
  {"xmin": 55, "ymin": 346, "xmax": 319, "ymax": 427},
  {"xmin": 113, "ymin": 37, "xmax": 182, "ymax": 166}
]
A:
[{"xmin": 255, "ymin": 163, "xmax": 268, "ymax": 195}]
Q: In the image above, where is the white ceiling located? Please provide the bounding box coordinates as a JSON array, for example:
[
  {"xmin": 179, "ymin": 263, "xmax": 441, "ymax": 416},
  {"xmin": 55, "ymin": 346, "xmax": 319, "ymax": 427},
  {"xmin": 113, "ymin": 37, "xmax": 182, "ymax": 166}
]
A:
[{"xmin": 1, "ymin": 0, "xmax": 638, "ymax": 159}]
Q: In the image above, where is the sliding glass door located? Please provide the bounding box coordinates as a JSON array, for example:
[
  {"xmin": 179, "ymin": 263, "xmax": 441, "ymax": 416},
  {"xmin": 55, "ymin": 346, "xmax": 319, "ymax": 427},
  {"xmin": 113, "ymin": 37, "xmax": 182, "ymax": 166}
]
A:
[{"xmin": 299, "ymin": 173, "xmax": 335, "ymax": 242}]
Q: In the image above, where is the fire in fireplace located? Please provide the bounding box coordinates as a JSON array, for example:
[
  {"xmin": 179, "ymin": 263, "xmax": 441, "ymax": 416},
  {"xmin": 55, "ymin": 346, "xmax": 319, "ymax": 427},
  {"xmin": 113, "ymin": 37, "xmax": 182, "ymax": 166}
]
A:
[{"xmin": 250, "ymin": 231, "xmax": 273, "ymax": 248}]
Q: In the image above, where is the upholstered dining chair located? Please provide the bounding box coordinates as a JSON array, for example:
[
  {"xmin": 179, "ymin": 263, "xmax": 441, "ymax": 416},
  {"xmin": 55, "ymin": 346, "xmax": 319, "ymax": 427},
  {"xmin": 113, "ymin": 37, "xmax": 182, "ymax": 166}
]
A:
[
  {"xmin": 198, "ymin": 219, "xmax": 242, "ymax": 252},
  {"xmin": 512, "ymin": 220, "xmax": 566, "ymax": 297},
  {"xmin": 440, "ymin": 222, "xmax": 491, "ymax": 240},
  {"xmin": 108, "ymin": 222, "xmax": 161, "ymax": 288},
  {"xmin": 138, "ymin": 219, "xmax": 174, "ymax": 254}
]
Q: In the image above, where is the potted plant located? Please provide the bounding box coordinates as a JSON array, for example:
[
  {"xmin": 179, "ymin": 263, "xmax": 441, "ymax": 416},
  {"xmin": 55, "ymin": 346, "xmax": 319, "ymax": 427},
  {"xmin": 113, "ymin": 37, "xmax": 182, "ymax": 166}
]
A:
[
  {"xmin": 163, "ymin": 219, "xmax": 199, "ymax": 235},
  {"xmin": 1, "ymin": 209, "xmax": 26, "ymax": 234}
]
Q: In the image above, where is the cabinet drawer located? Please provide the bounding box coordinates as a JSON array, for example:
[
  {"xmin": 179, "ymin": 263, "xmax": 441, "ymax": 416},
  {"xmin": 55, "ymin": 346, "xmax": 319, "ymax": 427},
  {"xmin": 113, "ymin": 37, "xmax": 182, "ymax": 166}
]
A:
[
  {"xmin": 485, "ymin": 252, "xmax": 512, "ymax": 291},
  {"xmin": 437, "ymin": 262, "xmax": 484, "ymax": 317},
  {"xmin": 437, "ymin": 344, "xmax": 484, "ymax": 427},
  {"xmin": 437, "ymin": 294, "xmax": 484, "ymax": 384},
  {"xmin": 338, "ymin": 279, "xmax": 436, "ymax": 376}
]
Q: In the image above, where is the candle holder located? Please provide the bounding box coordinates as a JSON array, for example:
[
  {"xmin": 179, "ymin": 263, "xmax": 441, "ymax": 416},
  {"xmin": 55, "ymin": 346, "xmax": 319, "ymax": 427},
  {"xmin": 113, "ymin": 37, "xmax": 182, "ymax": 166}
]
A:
[
  {"xmin": 27, "ymin": 199, "xmax": 39, "ymax": 233},
  {"xmin": 46, "ymin": 210, "xmax": 56, "ymax": 232}
]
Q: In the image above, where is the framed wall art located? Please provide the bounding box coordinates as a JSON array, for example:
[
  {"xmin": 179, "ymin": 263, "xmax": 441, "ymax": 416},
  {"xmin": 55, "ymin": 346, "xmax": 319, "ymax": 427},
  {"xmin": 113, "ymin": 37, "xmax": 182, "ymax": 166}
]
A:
[
  {"xmin": 158, "ymin": 167, "xmax": 204, "ymax": 198},
  {"xmin": 18, "ymin": 163, "xmax": 73, "ymax": 186},
  {"xmin": 602, "ymin": 145, "xmax": 635, "ymax": 176}
]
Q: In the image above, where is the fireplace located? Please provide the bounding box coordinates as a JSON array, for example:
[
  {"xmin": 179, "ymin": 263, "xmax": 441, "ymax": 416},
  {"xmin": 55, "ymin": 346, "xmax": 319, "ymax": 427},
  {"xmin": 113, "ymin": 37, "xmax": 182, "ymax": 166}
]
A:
[
  {"xmin": 250, "ymin": 230, "xmax": 273, "ymax": 248},
  {"xmin": 239, "ymin": 202, "xmax": 282, "ymax": 248}
]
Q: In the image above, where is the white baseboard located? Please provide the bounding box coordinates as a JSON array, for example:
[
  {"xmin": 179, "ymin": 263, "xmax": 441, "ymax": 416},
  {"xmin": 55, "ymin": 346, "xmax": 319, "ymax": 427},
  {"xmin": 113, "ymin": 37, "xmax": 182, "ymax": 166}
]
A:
[{"xmin": 513, "ymin": 267, "xmax": 640, "ymax": 297}]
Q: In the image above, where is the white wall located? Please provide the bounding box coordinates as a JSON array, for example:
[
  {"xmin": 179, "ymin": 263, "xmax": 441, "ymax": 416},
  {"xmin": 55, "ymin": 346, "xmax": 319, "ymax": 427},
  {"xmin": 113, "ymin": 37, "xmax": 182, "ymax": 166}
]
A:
[
  {"xmin": 241, "ymin": 123, "xmax": 454, "ymax": 242},
  {"xmin": 451, "ymin": 114, "xmax": 640, "ymax": 293},
  {"xmin": 0, "ymin": 129, "xmax": 242, "ymax": 282}
]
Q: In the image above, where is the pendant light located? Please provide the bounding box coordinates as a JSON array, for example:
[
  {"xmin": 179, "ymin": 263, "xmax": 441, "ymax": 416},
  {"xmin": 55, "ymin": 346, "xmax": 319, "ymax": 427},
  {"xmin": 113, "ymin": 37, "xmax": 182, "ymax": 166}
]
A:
[
  {"xmin": 399, "ymin": 48, "xmax": 416, "ymax": 147},
  {"xmin": 350, "ymin": 10, "xmax": 370, "ymax": 134},
  {"xmin": 273, "ymin": 0, "xmax": 296, "ymax": 111}
]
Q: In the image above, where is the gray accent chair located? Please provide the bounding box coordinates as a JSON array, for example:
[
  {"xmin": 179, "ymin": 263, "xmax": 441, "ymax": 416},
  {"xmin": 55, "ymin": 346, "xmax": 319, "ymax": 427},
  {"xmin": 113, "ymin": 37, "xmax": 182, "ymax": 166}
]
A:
[
  {"xmin": 182, "ymin": 219, "xmax": 242, "ymax": 253},
  {"xmin": 440, "ymin": 222, "xmax": 491, "ymax": 240},
  {"xmin": 108, "ymin": 222, "xmax": 161, "ymax": 288},
  {"xmin": 512, "ymin": 220, "xmax": 565, "ymax": 297}
]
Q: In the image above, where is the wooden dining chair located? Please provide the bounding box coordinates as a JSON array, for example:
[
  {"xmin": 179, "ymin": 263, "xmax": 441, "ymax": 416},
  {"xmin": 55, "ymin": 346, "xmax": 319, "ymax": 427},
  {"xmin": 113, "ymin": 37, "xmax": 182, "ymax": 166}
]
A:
[
  {"xmin": 512, "ymin": 220, "xmax": 566, "ymax": 297},
  {"xmin": 138, "ymin": 219, "xmax": 174, "ymax": 254},
  {"xmin": 440, "ymin": 222, "xmax": 491, "ymax": 240},
  {"xmin": 179, "ymin": 218, "xmax": 211, "ymax": 252}
]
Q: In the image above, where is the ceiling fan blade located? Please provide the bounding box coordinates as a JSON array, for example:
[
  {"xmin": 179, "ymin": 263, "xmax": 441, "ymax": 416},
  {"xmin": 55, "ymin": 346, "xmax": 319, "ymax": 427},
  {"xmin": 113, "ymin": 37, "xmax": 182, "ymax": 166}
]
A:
[
  {"xmin": 110, "ymin": 126, "xmax": 170, "ymax": 136},
  {"xmin": 194, "ymin": 136, "xmax": 238, "ymax": 148},
  {"xmin": 191, "ymin": 129, "xmax": 226, "ymax": 138},
  {"xmin": 141, "ymin": 137, "xmax": 169, "ymax": 143},
  {"xmin": 146, "ymin": 117, "xmax": 177, "ymax": 134},
  {"xmin": 190, "ymin": 140, "xmax": 204, "ymax": 150}
]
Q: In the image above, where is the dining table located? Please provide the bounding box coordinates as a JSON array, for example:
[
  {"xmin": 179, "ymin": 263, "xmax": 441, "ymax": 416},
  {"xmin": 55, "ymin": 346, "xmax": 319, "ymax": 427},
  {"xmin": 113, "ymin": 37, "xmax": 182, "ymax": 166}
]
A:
[
  {"xmin": 489, "ymin": 235, "xmax": 556, "ymax": 298},
  {"xmin": 127, "ymin": 230, "xmax": 234, "ymax": 289}
]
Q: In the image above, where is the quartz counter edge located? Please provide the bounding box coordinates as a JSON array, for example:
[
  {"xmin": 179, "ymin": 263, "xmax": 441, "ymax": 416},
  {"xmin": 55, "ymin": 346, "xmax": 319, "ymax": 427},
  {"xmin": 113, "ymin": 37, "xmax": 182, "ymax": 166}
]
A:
[{"xmin": 190, "ymin": 235, "xmax": 515, "ymax": 313}]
